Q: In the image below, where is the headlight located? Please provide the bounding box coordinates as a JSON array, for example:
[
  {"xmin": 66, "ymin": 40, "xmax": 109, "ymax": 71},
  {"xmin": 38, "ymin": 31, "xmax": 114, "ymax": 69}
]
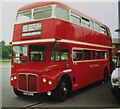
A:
[
  {"xmin": 11, "ymin": 77, "xmax": 14, "ymax": 81},
  {"xmin": 14, "ymin": 76, "xmax": 17, "ymax": 80},
  {"xmin": 112, "ymin": 78, "xmax": 118, "ymax": 84},
  {"xmin": 42, "ymin": 78, "xmax": 47, "ymax": 83},
  {"xmin": 48, "ymin": 80, "xmax": 52, "ymax": 85}
]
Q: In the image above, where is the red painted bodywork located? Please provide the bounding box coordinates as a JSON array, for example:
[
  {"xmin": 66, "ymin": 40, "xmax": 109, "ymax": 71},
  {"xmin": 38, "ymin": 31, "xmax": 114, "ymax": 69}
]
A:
[{"xmin": 11, "ymin": 2, "xmax": 112, "ymax": 94}]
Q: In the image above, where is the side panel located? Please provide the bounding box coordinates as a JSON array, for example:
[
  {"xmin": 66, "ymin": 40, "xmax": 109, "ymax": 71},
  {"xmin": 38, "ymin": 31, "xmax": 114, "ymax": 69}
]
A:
[
  {"xmin": 69, "ymin": 45, "xmax": 111, "ymax": 90},
  {"xmin": 54, "ymin": 19, "xmax": 112, "ymax": 47}
]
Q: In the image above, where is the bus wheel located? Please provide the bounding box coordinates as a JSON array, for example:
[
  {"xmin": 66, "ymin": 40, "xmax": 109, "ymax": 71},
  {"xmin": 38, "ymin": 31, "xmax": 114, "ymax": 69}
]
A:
[
  {"xmin": 103, "ymin": 68, "xmax": 109, "ymax": 83},
  {"xmin": 54, "ymin": 78, "xmax": 70, "ymax": 102},
  {"xmin": 13, "ymin": 88, "xmax": 23, "ymax": 97}
]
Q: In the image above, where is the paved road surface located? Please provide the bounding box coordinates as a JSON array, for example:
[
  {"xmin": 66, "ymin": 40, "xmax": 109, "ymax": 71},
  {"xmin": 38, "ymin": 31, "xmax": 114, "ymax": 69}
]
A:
[{"xmin": 2, "ymin": 63, "xmax": 120, "ymax": 108}]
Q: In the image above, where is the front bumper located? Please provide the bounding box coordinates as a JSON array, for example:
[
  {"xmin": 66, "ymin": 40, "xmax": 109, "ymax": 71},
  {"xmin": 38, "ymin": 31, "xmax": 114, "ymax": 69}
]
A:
[{"xmin": 111, "ymin": 86, "xmax": 120, "ymax": 97}]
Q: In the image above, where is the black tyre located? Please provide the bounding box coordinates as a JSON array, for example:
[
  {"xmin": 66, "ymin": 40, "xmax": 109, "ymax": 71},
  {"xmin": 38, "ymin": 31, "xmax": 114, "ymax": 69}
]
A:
[
  {"xmin": 54, "ymin": 78, "xmax": 71, "ymax": 102},
  {"xmin": 13, "ymin": 88, "xmax": 24, "ymax": 97}
]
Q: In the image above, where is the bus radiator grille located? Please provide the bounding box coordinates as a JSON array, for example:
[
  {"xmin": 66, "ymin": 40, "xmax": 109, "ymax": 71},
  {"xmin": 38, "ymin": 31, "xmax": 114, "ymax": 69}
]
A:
[
  {"xmin": 18, "ymin": 74, "xmax": 27, "ymax": 91},
  {"xmin": 28, "ymin": 75, "xmax": 37, "ymax": 92},
  {"xmin": 18, "ymin": 74, "xmax": 38, "ymax": 92}
]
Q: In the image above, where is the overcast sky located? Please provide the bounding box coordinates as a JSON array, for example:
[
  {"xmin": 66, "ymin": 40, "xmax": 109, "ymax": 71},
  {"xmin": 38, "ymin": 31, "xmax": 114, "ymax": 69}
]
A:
[{"xmin": 2, "ymin": 1, "xmax": 119, "ymax": 44}]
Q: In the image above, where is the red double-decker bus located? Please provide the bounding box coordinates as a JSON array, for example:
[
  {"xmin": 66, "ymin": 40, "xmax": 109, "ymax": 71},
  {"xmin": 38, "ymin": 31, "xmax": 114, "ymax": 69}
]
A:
[{"xmin": 11, "ymin": 2, "xmax": 113, "ymax": 101}]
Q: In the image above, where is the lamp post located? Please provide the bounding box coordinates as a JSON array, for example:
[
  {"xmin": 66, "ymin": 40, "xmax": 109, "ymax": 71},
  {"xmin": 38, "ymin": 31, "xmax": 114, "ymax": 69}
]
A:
[
  {"xmin": 113, "ymin": 1, "xmax": 120, "ymax": 58},
  {"xmin": 118, "ymin": 0, "xmax": 120, "ymax": 38},
  {"xmin": 115, "ymin": 1, "xmax": 120, "ymax": 35}
]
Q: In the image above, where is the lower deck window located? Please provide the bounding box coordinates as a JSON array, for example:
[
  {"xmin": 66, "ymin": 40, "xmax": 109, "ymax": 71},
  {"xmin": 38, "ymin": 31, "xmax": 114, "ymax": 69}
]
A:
[
  {"xmin": 92, "ymin": 51, "xmax": 96, "ymax": 59},
  {"xmin": 96, "ymin": 51, "xmax": 103, "ymax": 59},
  {"xmin": 72, "ymin": 49, "xmax": 108, "ymax": 61},
  {"xmin": 84, "ymin": 50, "xmax": 91, "ymax": 60},
  {"xmin": 103, "ymin": 51, "xmax": 107, "ymax": 59},
  {"xmin": 73, "ymin": 50, "xmax": 82, "ymax": 61},
  {"xmin": 51, "ymin": 50, "xmax": 69, "ymax": 61}
]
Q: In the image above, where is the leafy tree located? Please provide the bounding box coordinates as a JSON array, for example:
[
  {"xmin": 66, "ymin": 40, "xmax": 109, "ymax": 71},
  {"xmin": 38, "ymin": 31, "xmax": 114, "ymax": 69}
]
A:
[{"xmin": 0, "ymin": 41, "xmax": 11, "ymax": 60}]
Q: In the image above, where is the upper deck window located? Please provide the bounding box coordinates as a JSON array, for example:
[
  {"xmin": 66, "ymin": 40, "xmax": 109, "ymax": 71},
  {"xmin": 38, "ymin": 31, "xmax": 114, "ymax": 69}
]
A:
[
  {"xmin": 100, "ymin": 26, "xmax": 108, "ymax": 35},
  {"xmin": 107, "ymin": 28, "xmax": 111, "ymax": 36},
  {"xmin": 71, "ymin": 13, "xmax": 81, "ymax": 25},
  {"xmin": 33, "ymin": 6, "xmax": 52, "ymax": 20},
  {"xmin": 16, "ymin": 6, "xmax": 52, "ymax": 24},
  {"xmin": 16, "ymin": 10, "xmax": 31, "ymax": 23},
  {"xmin": 82, "ymin": 17, "xmax": 90, "ymax": 28},
  {"xmin": 93, "ymin": 22, "xmax": 100, "ymax": 32},
  {"xmin": 55, "ymin": 6, "xmax": 69, "ymax": 21}
]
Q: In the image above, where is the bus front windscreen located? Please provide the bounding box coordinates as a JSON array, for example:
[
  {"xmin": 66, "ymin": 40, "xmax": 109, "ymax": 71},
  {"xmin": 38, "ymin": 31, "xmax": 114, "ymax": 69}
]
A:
[{"xmin": 13, "ymin": 45, "xmax": 28, "ymax": 64}]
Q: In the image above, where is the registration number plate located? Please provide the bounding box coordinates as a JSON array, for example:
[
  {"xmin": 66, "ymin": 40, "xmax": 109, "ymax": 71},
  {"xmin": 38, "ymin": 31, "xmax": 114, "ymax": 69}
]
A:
[{"xmin": 23, "ymin": 92, "xmax": 34, "ymax": 96}]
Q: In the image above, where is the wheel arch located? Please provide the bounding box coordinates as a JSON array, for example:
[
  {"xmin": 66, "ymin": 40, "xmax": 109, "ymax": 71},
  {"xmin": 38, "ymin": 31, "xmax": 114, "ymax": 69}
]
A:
[
  {"xmin": 56, "ymin": 73, "xmax": 72, "ymax": 90},
  {"xmin": 104, "ymin": 66, "xmax": 109, "ymax": 76},
  {"xmin": 103, "ymin": 66, "xmax": 109, "ymax": 83}
]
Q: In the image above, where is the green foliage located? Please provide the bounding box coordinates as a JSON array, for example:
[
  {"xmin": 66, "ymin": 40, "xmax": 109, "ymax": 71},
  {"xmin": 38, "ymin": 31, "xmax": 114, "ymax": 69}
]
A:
[{"xmin": 0, "ymin": 41, "xmax": 11, "ymax": 59}]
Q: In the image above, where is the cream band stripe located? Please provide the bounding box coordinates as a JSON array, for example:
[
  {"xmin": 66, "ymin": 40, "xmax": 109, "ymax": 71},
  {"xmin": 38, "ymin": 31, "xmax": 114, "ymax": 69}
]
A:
[{"xmin": 12, "ymin": 38, "xmax": 112, "ymax": 49}]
